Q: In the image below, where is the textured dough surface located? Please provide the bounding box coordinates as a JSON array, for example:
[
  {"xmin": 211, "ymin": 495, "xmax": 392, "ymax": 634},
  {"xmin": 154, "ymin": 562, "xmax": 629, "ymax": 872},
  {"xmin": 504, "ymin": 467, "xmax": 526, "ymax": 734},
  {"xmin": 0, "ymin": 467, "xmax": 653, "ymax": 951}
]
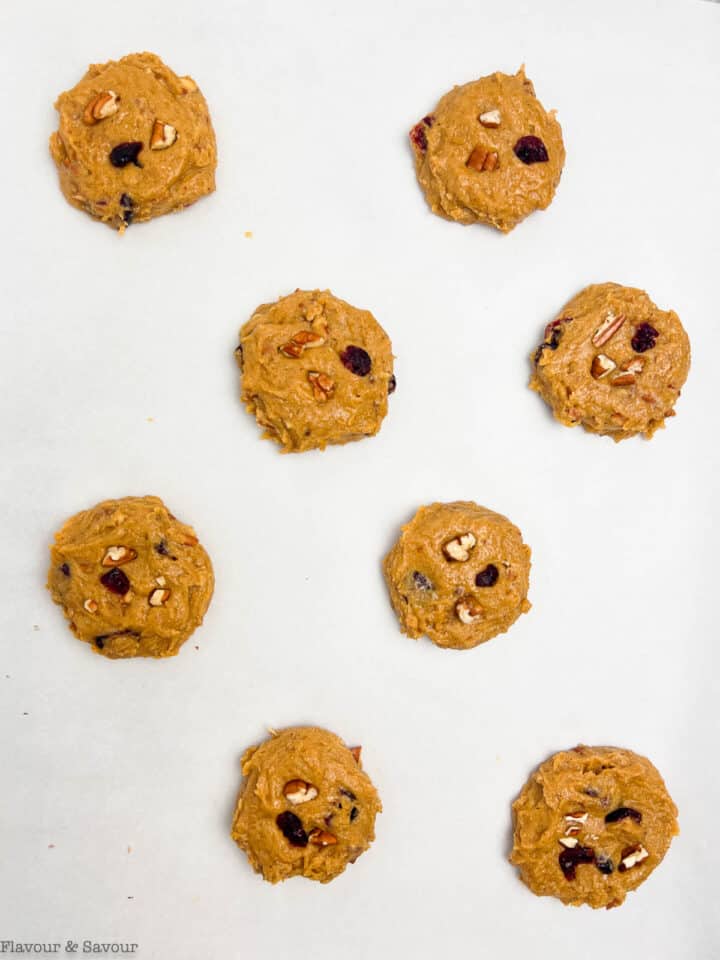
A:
[
  {"xmin": 47, "ymin": 496, "xmax": 214, "ymax": 658},
  {"xmin": 50, "ymin": 52, "xmax": 216, "ymax": 230},
  {"xmin": 383, "ymin": 501, "xmax": 531, "ymax": 650},
  {"xmin": 410, "ymin": 68, "xmax": 564, "ymax": 232},
  {"xmin": 238, "ymin": 289, "xmax": 395, "ymax": 453},
  {"xmin": 510, "ymin": 745, "xmax": 678, "ymax": 909},
  {"xmin": 530, "ymin": 283, "xmax": 690, "ymax": 440},
  {"xmin": 231, "ymin": 726, "xmax": 381, "ymax": 884}
]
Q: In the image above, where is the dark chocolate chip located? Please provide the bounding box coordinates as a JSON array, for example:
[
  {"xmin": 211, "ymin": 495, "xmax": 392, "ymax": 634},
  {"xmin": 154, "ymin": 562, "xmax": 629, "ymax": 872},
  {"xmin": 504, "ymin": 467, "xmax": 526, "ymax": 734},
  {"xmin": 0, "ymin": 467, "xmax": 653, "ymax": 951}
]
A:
[
  {"xmin": 100, "ymin": 567, "xmax": 130, "ymax": 596},
  {"xmin": 412, "ymin": 571, "xmax": 433, "ymax": 591},
  {"xmin": 109, "ymin": 142, "xmax": 143, "ymax": 168},
  {"xmin": 513, "ymin": 135, "xmax": 549, "ymax": 164},
  {"xmin": 60, "ymin": 563, "xmax": 70, "ymax": 577},
  {"xmin": 340, "ymin": 346, "xmax": 372, "ymax": 377},
  {"xmin": 605, "ymin": 807, "xmax": 642, "ymax": 824},
  {"xmin": 388, "ymin": 374, "xmax": 397, "ymax": 395},
  {"xmin": 154, "ymin": 540, "xmax": 177, "ymax": 561},
  {"xmin": 94, "ymin": 638, "xmax": 105, "ymax": 650},
  {"xmin": 595, "ymin": 855, "xmax": 614, "ymax": 875},
  {"xmin": 631, "ymin": 323, "xmax": 659, "ymax": 353},
  {"xmin": 475, "ymin": 564, "xmax": 499, "ymax": 588},
  {"xmin": 559, "ymin": 844, "xmax": 595, "ymax": 881},
  {"xmin": 119, "ymin": 193, "xmax": 134, "ymax": 225},
  {"xmin": 276, "ymin": 811, "xmax": 308, "ymax": 847},
  {"xmin": 350, "ymin": 806, "xmax": 359, "ymax": 821}
]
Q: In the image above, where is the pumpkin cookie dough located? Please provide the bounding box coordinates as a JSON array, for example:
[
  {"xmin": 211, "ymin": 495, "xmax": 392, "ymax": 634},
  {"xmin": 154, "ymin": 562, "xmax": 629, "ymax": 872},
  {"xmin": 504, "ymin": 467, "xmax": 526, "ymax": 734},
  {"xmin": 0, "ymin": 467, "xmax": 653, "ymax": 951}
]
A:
[
  {"xmin": 237, "ymin": 289, "xmax": 395, "ymax": 453},
  {"xmin": 383, "ymin": 501, "xmax": 531, "ymax": 650},
  {"xmin": 231, "ymin": 726, "xmax": 381, "ymax": 884},
  {"xmin": 510, "ymin": 745, "xmax": 679, "ymax": 909},
  {"xmin": 530, "ymin": 283, "xmax": 690, "ymax": 440},
  {"xmin": 47, "ymin": 496, "xmax": 214, "ymax": 658},
  {"xmin": 50, "ymin": 52, "xmax": 216, "ymax": 231},
  {"xmin": 409, "ymin": 67, "xmax": 564, "ymax": 232}
]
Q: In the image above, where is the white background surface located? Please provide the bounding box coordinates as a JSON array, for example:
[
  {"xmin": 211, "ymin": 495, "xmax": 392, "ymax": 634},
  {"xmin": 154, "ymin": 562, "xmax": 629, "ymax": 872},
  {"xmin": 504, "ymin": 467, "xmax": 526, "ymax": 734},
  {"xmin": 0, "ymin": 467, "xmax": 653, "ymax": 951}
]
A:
[{"xmin": 1, "ymin": 0, "xmax": 718, "ymax": 957}]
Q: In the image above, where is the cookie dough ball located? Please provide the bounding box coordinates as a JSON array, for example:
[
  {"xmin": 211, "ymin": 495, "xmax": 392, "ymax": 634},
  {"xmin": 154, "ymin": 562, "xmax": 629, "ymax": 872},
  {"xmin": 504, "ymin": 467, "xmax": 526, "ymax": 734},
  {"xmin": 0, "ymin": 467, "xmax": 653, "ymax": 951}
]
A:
[
  {"xmin": 237, "ymin": 289, "xmax": 395, "ymax": 453},
  {"xmin": 409, "ymin": 68, "xmax": 564, "ymax": 232},
  {"xmin": 50, "ymin": 52, "xmax": 217, "ymax": 231},
  {"xmin": 231, "ymin": 726, "xmax": 381, "ymax": 884},
  {"xmin": 47, "ymin": 496, "xmax": 214, "ymax": 658},
  {"xmin": 510, "ymin": 745, "xmax": 679, "ymax": 909},
  {"xmin": 383, "ymin": 501, "xmax": 531, "ymax": 650},
  {"xmin": 530, "ymin": 283, "xmax": 690, "ymax": 441}
]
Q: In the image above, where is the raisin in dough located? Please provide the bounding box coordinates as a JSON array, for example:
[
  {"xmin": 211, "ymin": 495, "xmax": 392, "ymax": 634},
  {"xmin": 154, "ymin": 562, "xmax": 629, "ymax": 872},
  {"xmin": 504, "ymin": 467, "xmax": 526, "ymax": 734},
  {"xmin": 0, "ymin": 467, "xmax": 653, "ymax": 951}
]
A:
[
  {"xmin": 510, "ymin": 745, "xmax": 679, "ymax": 909},
  {"xmin": 47, "ymin": 496, "xmax": 214, "ymax": 658},
  {"xmin": 50, "ymin": 52, "xmax": 216, "ymax": 231},
  {"xmin": 409, "ymin": 67, "xmax": 564, "ymax": 232},
  {"xmin": 530, "ymin": 283, "xmax": 690, "ymax": 441},
  {"xmin": 231, "ymin": 726, "xmax": 381, "ymax": 884},
  {"xmin": 383, "ymin": 501, "xmax": 531, "ymax": 650},
  {"xmin": 237, "ymin": 289, "xmax": 395, "ymax": 453}
]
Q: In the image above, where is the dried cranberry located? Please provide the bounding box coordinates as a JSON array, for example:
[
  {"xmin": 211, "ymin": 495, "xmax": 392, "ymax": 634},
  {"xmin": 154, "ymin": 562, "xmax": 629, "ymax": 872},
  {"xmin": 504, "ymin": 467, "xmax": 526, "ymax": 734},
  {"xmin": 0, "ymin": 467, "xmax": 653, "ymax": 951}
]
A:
[
  {"xmin": 559, "ymin": 844, "xmax": 595, "ymax": 880},
  {"xmin": 340, "ymin": 346, "xmax": 372, "ymax": 377},
  {"xmin": 340, "ymin": 787, "xmax": 357, "ymax": 801},
  {"xmin": 120, "ymin": 193, "xmax": 134, "ymax": 225},
  {"xmin": 475, "ymin": 564, "xmax": 499, "ymax": 588},
  {"xmin": 388, "ymin": 374, "xmax": 397, "ymax": 395},
  {"xmin": 605, "ymin": 807, "xmax": 642, "ymax": 824},
  {"xmin": 95, "ymin": 638, "xmax": 105, "ymax": 650},
  {"xmin": 422, "ymin": 115, "xmax": 434, "ymax": 127},
  {"xmin": 109, "ymin": 142, "xmax": 143, "ymax": 168},
  {"xmin": 350, "ymin": 806, "xmax": 359, "ymax": 821},
  {"xmin": 412, "ymin": 571, "xmax": 433, "ymax": 591},
  {"xmin": 276, "ymin": 811, "xmax": 308, "ymax": 847},
  {"xmin": 410, "ymin": 123, "xmax": 428, "ymax": 152},
  {"xmin": 631, "ymin": 323, "xmax": 659, "ymax": 353},
  {"xmin": 595, "ymin": 855, "xmax": 614, "ymax": 875},
  {"xmin": 534, "ymin": 318, "xmax": 569, "ymax": 364},
  {"xmin": 513, "ymin": 135, "xmax": 549, "ymax": 164},
  {"xmin": 100, "ymin": 567, "xmax": 130, "ymax": 595},
  {"xmin": 60, "ymin": 563, "xmax": 70, "ymax": 577}
]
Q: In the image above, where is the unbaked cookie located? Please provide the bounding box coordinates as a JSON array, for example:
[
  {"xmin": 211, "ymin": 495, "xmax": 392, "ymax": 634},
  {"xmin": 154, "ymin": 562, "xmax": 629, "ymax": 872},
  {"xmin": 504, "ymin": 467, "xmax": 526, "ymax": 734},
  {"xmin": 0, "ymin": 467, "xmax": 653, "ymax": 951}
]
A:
[
  {"xmin": 47, "ymin": 496, "xmax": 214, "ymax": 658},
  {"xmin": 409, "ymin": 68, "xmax": 564, "ymax": 232},
  {"xmin": 231, "ymin": 726, "xmax": 381, "ymax": 884},
  {"xmin": 510, "ymin": 745, "xmax": 679, "ymax": 909},
  {"xmin": 383, "ymin": 501, "xmax": 531, "ymax": 650},
  {"xmin": 237, "ymin": 289, "xmax": 395, "ymax": 453},
  {"xmin": 50, "ymin": 52, "xmax": 216, "ymax": 231},
  {"xmin": 530, "ymin": 283, "xmax": 690, "ymax": 440}
]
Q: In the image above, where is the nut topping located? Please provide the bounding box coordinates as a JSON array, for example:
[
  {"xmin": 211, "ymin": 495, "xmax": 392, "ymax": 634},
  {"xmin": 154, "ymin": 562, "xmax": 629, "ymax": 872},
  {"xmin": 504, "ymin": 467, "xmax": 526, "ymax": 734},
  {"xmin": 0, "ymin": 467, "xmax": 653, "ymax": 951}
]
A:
[
  {"xmin": 592, "ymin": 312, "xmax": 626, "ymax": 347},
  {"xmin": 478, "ymin": 109, "xmax": 501, "ymax": 128},
  {"xmin": 618, "ymin": 844, "xmax": 649, "ymax": 872},
  {"xmin": 622, "ymin": 358, "xmax": 644, "ymax": 374},
  {"xmin": 443, "ymin": 533, "xmax": 477, "ymax": 562},
  {"xmin": 102, "ymin": 545, "xmax": 137, "ymax": 567},
  {"xmin": 610, "ymin": 372, "xmax": 636, "ymax": 387},
  {"xmin": 283, "ymin": 780, "xmax": 319, "ymax": 805},
  {"xmin": 150, "ymin": 120, "xmax": 178, "ymax": 150},
  {"xmin": 591, "ymin": 354, "xmax": 616, "ymax": 380},
  {"xmin": 307, "ymin": 828, "xmax": 338, "ymax": 847},
  {"xmin": 349, "ymin": 746, "xmax": 362, "ymax": 763},
  {"xmin": 83, "ymin": 90, "xmax": 120, "ymax": 125},
  {"xmin": 466, "ymin": 145, "xmax": 499, "ymax": 172},
  {"xmin": 179, "ymin": 76, "xmax": 198, "ymax": 94},
  {"xmin": 83, "ymin": 599, "xmax": 98, "ymax": 614},
  {"xmin": 279, "ymin": 330, "xmax": 325, "ymax": 358},
  {"xmin": 155, "ymin": 576, "xmax": 167, "ymax": 587},
  {"xmin": 564, "ymin": 811, "xmax": 589, "ymax": 824},
  {"xmin": 307, "ymin": 371, "xmax": 335, "ymax": 402},
  {"xmin": 149, "ymin": 588, "xmax": 171, "ymax": 607},
  {"xmin": 558, "ymin": 837, "xmax": 579, "ymax": 849},
  {"xmin": 455, "ymin": 596, "xmax": 483, "ymax": 625}
]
